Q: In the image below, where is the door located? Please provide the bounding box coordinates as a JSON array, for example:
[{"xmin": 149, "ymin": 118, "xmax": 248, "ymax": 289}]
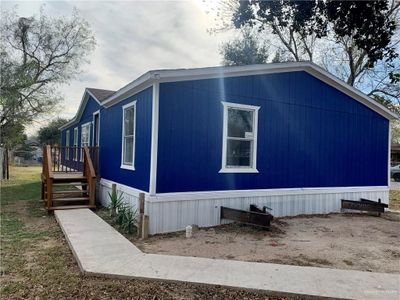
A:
[{"xmin": 93, "ymin": 113, "xmax": 100, "ymax": 147}]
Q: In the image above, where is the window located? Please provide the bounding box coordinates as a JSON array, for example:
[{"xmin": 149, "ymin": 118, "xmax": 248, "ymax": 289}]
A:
[
  {"xmin": 121, "ymin": 101, "xmax": 136, "ymax": 170},
  {"xmin": 220, "ymin": 102, "xmax": 260, "ymax": 173},
  {"xmin": 73, "ymin": 127, "xmax": 78, "ymax": 161},
  {"xmin": 80, "ymin": 122, "xmax": 91, "ymax": 161},
  {"xmin": 65, "ymin": 130, "xmax": 70, "ymax": 160}
]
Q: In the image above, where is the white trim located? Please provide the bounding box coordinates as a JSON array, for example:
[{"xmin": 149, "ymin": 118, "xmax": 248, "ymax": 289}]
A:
[
  {"xmin": 65, "ymin": 130, "xmax": 70, "ymax": 160},
  {"xmin": 99, "ymin": 62, "xmax": 397, "ymax": 120},
  {"xmin": 80, "ymin": 122, "xmax": 91, "ymax": 162},
  {"xmin": 220, "ymin": 101, "xmax": 260, "ymax": 173},
  {"xmin": 92, "ymin": 110, "xmax": 100, "ymax": 147},
  {"xmin": 149, "ymin": 82, "xmax": 160, "ymax": 195},
  {"xmin": 73, "ymin": 127, "xmax": 79, "ymax": 161},
  {"xmin": 59, "ymin": 89, "xmax": 102, "ymax": 130},
  {"xmin": 120, "ymin": 101, "xmax": 137, "ymax": 170},
  {"xmin": 148, "ymin": 186, "xmax": 389, "ymax": 203},
  {"xmin": 388, "ymin": 122, "xmax": 391, "ymax": 186},
  {"xmin": 60, "ymin": 63, "xmax": 396, "ymax": 133},
  {"xmin": 100, "ymin": 178, "xmax": 148, "ymax": 197}
]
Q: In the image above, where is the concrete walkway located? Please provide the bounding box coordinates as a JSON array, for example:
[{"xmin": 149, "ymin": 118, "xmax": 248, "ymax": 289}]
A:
[{"xmin": 55, "ymin": 209, "xmax": 400, "ymax": 300}]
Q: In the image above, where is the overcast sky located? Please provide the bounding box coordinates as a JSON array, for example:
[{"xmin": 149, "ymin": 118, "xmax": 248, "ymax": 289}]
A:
[{"xmin": 2, "ymin": 0, "xmax": 233, "ymax": 135}]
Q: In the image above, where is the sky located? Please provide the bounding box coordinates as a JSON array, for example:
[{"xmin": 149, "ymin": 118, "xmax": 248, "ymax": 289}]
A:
[{"xmin": 1, "ymin": 0, "xmax": 234, "ymax": 135}]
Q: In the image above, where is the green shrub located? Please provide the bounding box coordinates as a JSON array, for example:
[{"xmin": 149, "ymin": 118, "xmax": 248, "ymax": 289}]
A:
[
  {"xmin": 108, "ymin": 191, "xmax": 123, "ymax": 217},
  {"xmin": 121, "ymin": 207, "xmax": 137, "ymax": 234},
  {"xmin": 115, "ymin": 204, "xmax": 126, "ymax": 226}
]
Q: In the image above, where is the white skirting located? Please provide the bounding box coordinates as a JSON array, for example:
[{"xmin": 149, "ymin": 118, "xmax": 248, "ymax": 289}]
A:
[
  {"xmin": 99, "ymin": 178, "xmax": 145, "ymax": 213},
  {"xmin": 98, "ymin": 179, "xmax": 389, "ymax": 235}
]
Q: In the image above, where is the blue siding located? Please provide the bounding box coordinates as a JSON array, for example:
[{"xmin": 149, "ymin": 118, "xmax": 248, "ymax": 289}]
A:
[
  {"xmin": 156, "ymin": 71, "xmax": 389, "ymax": 193},
  {"xmin": 60, "ymin": 96, "xmax": 100, "ymax": 162},
  {"xmin": 99, "ymin": 87, "xmax": 152, "ymax": 191}
]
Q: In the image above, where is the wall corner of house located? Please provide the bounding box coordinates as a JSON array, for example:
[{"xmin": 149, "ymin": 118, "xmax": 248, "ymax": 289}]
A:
[{"xmin": 149, "ymin": 81, "xmax": 160, "ymax": 196}]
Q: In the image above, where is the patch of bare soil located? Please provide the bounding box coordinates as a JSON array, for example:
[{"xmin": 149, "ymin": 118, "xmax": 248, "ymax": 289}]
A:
[
  {"xmin": 3, "ymin": 200, "xmax": 306, "ymax": 300},
  {"xmin": 136, "ymin": 213, "xmax": 400, "ymax": 274}
]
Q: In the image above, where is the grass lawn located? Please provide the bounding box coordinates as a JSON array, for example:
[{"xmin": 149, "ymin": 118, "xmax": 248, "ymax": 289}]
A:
[{"xmin": 1, "ymin": 166, "xmax": 303, "ymax": 300}]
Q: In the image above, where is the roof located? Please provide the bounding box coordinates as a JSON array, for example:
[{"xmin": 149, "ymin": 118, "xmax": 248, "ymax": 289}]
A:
[
  {"xmin": 60, "ymin": 62, "xmax": 398, "ymax": 131},
  {"xmin": 86, "ymin": 88, "xmax": 115, "ymax": 102}
]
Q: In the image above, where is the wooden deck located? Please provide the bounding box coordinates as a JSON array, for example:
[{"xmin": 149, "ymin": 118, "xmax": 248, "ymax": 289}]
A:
[
  {"xmin": 53, "ymin": 172, "xmax": 85, "ymax": 181},
  {"xmin": 41, "ymin": 146, "xmax": 97, "ymax": 211}
]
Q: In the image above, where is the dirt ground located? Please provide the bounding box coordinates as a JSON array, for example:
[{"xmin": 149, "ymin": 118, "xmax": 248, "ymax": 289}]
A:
[
  {"xmin": 136, "ymin": 213, "xmax": 400, "ymax": 274},
  {"xmin": 2, "ymin": 167, "xmax": 308, "ymax": 300}
]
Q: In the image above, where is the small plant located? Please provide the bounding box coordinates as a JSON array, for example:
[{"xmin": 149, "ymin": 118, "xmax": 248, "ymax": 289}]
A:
[
  {"xmin": 107, "ymin": 191, "xmax": 138, "ymax": 235},
  {"xmin": 121, "ymin": 207, "xmax": 137, "ymax": 234},
  {"xmin": 115, "ymin": 204, "xmax": 127, "ymax": 225},
  {"xmin": 108, "ymin": 191, "xmax": 123, "ymax": 217}
]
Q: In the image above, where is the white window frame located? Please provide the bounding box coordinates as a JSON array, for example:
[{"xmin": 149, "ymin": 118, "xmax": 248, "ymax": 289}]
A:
[
  {"xmin": 80, "ymin": 122, "xmax": 91, "ymax": 162},
  {"xmin": 65, "ymin": 130, "xmax": 70, "ymax": 160},
  {"xmin": 120, "ymin": 101, "xmax": 137, "ymax": 170},
  {"xmin": 92, "ymin": 110, "xmax": 100, "ymax": 147},
  {"xmin": 219, "ymin": 101, "xmax": 260, "ymax": 173},
  {"xmin": 73, "ymin": 127, "xmax": 78, "ymax": 161}
]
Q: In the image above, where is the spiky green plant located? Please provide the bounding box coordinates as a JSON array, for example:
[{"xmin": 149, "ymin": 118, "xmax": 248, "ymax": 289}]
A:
[
  {"xmin": 121, "ymin": 207, "xmax": 138, "ymax": 234},
  {"xmin": 115, "ymin": 204, "xmax": 127, "ymax": 226},
  {"xmin": 108, "ymin": 191, "xmax": 123, "ymax": 217}
]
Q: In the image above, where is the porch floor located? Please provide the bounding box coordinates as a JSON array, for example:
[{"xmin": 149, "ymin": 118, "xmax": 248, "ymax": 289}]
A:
[
  {"xmin": 55, "ymin": 209, "xmax": 399, "ymax": 300},
  {"xmin": 53, "ymin": 172, "xmax": 84, "ymax": 179}
]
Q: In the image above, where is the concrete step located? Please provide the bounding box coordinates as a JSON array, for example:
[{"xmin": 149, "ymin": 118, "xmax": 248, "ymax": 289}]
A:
[{"xmin": 48, "ymin": 205, "xmax": 95, "ymax": 211}]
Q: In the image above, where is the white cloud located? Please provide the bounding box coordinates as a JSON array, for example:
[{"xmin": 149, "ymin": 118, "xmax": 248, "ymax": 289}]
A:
[{"xmin": 2, "ymin": 0, "xmax": 233, "ymax": 135}]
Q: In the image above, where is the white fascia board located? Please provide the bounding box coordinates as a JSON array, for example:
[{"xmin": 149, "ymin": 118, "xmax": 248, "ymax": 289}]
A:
[
  {"xmin": 65, "ymin": 62, "xmax": 398, "ymax": 124},
  {"xmin": 102, "ymin": 73, "xmax": 154, "ymax": 107},
  {"xmin": 304, "ymin": 64, "xmax": 398, "ymax": 120},
  {"xmin": 100, "ymin": 63, "xmax": 307, "ymax": 108},
  {"xmin": 59, "ymin": 89, "xmax": 102, "ymax": 130},
  {"xmin": 156, "ymin": 62, "xmax": 307, "ymax": 83},
  {"xmin": 100, "ymin": 62, "xmax": 397, "ymax": 120}
]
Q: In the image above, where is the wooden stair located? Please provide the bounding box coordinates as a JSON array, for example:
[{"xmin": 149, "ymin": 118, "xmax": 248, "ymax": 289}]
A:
[{"xmin": 41, "ymin": 145, "xmax": 97, "ymax": 211}]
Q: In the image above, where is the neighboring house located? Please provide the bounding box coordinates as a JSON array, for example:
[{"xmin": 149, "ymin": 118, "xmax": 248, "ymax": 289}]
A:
[
  {"xmin": 391, "ymin": 143, "xmax": 400, "ymax": 166},
  {"xmin": 13, "ymin": 139, "xmax": 42, "ymax": 165},
  {"xmin": 59, "ymin": 62, "xmax": 396, "ymax": 234}
]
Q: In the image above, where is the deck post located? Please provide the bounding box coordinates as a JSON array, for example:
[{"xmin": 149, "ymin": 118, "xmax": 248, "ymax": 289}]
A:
[
  {"xmin": 142, "ymin": 215, "xmax": 149, "ymax": 239},
  {"xmin": 138, "ymin": 193, "xmax": 145, "ymax": 238},
  {"xmin": 46, "ymin": 178, "xmax": 53, "ymax": 210}
]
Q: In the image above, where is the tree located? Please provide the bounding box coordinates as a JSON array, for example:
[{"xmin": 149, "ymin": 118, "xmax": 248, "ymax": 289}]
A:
[
  {"xmin": 0, "ymin": 7, "xmax": 95, "ymax": 144},
  {"xmin": 220, "ymin": 27, "xmax": 269, "ymax": 66},
  {"xmin": 0, "ymin": 6, "xmax": 95, "ymax": 178},
  {"xmin": 37, "ymin": 118, "xmax": 69, "ymax": 146},
  {"xmin": 214, "ymin": 0, "xmax": 400, "ymax": 111}
]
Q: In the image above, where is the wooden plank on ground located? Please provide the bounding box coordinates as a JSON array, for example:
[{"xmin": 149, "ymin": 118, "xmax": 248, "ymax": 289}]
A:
[
  {"xmin": 341, "ymin": 199, "xmax": 385, "ymax": 213},
  {"xmin": 221, "ymin": 206, "xmax": 273, "ymax": 228},
  {"xmin": 360, "ymin": 198, "xmax": 388, "ymax": 208}
]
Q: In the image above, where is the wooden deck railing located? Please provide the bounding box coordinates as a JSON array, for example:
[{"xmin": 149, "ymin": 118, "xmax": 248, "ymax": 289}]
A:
[
  {"xmin": 41, "ymin": 145, "xmax": 98, "ymax": 210},
  {"xmin": 42, "ymin": 145, "xmax": 54, "ymax": 209},
  {"xmin": 83, "ymin": 147, "xmax": 96, "ymax": 207},
  {"xmin": 46, "ymin": 146, "xmax": 99, "ymax": 174}
]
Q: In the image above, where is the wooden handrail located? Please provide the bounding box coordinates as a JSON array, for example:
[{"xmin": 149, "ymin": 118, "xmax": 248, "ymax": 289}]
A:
[
  {"xmin": 43, "ymin": 145, "xmax": 54, "ymax": 179},
  {"xmin": 42, "ymin": 145, "xmax": 54, "ymax": 209},
  {"xmin": 83, "ymin": 146, "xmax": 96, "ymax": 206}
]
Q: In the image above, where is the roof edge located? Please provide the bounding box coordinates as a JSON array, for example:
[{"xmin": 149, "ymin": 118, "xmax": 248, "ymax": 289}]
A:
[
  {"xmin": 60, "ymin": 62, "xmax": 397, "ymax": 132},
  {"xmin": 59, "ymin": 88, "xmax": 100, "ymax": 130}
]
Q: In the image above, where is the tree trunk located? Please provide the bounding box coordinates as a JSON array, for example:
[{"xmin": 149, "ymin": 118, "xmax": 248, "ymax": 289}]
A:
[
  {"xmin": 1, "ymin": 148, "xmax": 5, "ymax": 180},
  {"xmin": 6, "ymin": 147, "xmax": 9, "ymax": 180}
]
